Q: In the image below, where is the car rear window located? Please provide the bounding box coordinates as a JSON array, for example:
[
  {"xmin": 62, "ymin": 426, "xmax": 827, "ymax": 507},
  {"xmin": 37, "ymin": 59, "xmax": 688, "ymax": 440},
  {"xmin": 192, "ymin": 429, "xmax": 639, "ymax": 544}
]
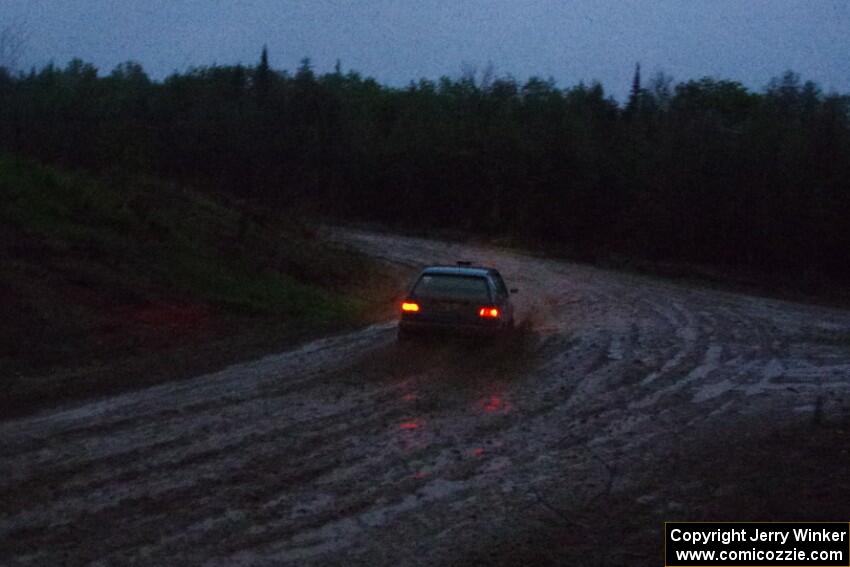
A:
[
  {"xmin": 412, "ymin": 275, "xmax": 491, "ymax": 301},
  {"xmin": 491, "ymin": 272, "xmax": 508, "ymax": 296}
]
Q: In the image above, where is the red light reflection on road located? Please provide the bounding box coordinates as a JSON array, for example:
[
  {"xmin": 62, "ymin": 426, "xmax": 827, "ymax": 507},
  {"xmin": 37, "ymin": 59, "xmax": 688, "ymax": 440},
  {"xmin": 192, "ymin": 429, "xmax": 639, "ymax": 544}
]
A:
[
  {"xmin": 413, "ymin": 471, "xmax": 429, "ymax": 480},
  {"xmin": 399, "ymin": 420, "xmax": 421, "ymax": 430},
  {"xmin": 471, "ymin": 447, "xmax": 485, "ymax": 457},
  {"xmin": 482, "ymin": 395, "xmax": 511, "ymax": 413}
]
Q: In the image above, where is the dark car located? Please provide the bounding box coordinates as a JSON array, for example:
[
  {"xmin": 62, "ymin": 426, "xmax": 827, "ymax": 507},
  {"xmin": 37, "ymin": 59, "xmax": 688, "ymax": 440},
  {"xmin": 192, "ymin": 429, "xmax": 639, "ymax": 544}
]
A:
[{"xmin": 398, "ymin": 263, "xmax": 517, "ymax": 340}]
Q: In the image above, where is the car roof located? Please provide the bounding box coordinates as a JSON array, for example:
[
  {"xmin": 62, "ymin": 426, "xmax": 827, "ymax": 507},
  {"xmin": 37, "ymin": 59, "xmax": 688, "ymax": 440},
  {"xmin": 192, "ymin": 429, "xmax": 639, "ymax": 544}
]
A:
[{"xmin": 421, "ymin": 265, "xmax": 497, "ymax": 277}]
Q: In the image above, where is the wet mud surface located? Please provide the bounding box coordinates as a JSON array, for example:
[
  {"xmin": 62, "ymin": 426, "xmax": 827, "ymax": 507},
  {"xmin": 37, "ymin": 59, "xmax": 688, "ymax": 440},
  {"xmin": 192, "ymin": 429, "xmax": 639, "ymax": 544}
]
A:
[{"xmin": 2, "ymin": 229, "xmax": 850, "ymax": 565}]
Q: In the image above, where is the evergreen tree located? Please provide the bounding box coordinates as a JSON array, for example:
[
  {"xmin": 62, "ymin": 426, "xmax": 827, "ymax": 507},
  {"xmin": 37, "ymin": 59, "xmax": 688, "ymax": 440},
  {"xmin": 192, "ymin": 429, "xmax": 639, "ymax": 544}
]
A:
[
  {"xmin": 254, "ymin": 45, "xmax": 271, "ymax": 104},
  {"xmin": 626, "ymin": 62, "xmax": 642, "ymax": 116}
]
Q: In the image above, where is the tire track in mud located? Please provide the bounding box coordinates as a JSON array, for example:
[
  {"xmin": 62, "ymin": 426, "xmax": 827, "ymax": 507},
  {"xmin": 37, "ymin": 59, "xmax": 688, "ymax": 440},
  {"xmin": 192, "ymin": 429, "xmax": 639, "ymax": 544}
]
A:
[{"xmin": 3, "ymin": 229, "xmax": 850, "ymax": 565}]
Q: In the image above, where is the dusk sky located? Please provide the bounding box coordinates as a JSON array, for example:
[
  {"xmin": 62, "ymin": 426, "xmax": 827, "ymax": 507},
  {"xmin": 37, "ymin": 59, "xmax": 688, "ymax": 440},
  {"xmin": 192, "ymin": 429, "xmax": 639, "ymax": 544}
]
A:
[{"xmin": 2, "ymin": 0, "xmax": 849, "ymax": 100}]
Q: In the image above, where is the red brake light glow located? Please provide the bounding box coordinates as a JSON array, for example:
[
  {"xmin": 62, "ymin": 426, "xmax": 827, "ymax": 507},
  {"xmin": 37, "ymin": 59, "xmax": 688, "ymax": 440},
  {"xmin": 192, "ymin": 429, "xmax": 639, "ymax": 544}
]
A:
[
  {"xmin": 401, "ymin": 302, "xmax": 420, "ymax": 313},
  {"xmin": 478, "ymin": 307, "xmax": 500, "ymax": 318}
]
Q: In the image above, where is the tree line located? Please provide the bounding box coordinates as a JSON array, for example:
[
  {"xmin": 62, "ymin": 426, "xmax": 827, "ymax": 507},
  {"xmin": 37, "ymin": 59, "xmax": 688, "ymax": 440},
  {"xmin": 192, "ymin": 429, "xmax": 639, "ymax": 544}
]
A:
[{"xmin": 1, "ymin": 51, "xmax": 849, "ymax": 282}]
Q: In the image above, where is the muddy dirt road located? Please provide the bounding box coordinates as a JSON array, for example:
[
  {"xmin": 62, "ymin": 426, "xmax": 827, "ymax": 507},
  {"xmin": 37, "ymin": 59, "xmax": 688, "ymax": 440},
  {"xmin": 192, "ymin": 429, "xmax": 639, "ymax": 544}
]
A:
[{"xmin": 3, "ymin": 229, "xmax": 850, "ymax": 565}]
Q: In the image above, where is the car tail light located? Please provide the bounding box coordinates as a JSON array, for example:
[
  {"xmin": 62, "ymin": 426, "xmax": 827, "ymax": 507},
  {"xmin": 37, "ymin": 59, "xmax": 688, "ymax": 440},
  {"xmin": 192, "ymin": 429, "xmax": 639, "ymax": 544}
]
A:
[
  {"xmin": 478, "ymin": 307, "xmax": 500, "ymax": 318},
  {"xmin": 401, "ymin": 301, "xmax": 420, "ymax": 313}
]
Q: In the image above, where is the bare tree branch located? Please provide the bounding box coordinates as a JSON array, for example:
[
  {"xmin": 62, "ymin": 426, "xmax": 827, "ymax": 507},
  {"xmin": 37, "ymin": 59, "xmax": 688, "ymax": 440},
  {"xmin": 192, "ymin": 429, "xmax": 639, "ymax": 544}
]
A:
[{"xmin": 0, "ymin": 20, "xmax": 29, "ymax": 73}]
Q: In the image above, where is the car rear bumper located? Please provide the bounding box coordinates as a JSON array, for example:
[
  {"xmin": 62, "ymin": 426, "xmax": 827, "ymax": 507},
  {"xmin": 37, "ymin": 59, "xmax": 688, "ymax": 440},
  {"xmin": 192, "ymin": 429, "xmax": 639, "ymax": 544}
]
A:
[{"xmin": 398, "ymin": 319, "xmax": 506, "ymax": 337}]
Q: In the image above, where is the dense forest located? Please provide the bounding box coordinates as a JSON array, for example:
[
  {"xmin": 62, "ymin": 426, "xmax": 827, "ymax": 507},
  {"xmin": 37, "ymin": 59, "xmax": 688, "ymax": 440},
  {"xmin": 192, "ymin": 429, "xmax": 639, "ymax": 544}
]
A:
[{"xmin": 1, "ymin": 50, "xmax": 849, "ymax": 283}]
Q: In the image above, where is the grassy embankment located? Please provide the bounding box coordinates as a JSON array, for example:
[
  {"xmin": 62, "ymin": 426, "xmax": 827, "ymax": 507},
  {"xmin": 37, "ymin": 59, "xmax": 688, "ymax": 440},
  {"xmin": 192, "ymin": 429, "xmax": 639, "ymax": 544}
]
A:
[{"xmin": 0, "ymin": 155, "xmax": 405, "ymax": 417}]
